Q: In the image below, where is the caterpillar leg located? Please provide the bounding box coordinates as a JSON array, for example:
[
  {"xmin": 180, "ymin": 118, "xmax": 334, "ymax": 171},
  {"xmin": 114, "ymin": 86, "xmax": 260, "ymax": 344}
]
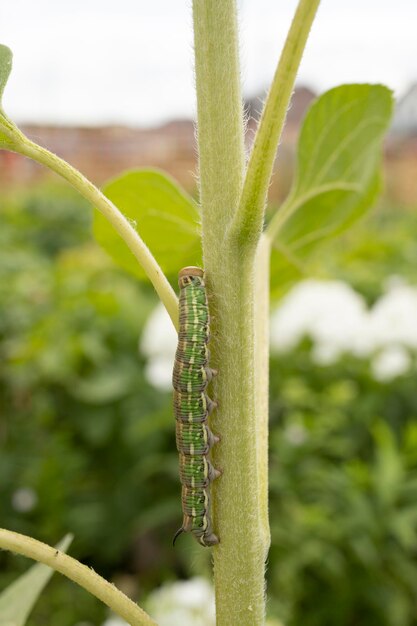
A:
[
  {"xmin": 207, "ymin": 398, "xmax": 218, "ymax": 414},
  {"xmin": 184, "ymin": 510, "xmax": 220, "ymax": 547},
  {"xmin": 199, "ymin": 532, "xmax": 219, "ymax": 547},
  {"xmin": 210, "ymin": 430, "xmax": 221, "ymax": 445},
  {"xmin": 204, "ymin": 367, "xmax": 217, "ymax": 383},
  {"xmin": 208, "ymin": 460, "xmax": 222, "ymax": 481},
  {"xmin": 207, "ymin": 427, "xmax": 220, "ymax": 448}
]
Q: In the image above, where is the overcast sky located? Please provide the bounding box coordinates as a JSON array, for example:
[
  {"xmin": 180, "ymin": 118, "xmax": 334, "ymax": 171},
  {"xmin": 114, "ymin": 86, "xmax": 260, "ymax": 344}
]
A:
[{"xmin": 0, "ymin": 0, "xmax": 416, "ymax": 126}]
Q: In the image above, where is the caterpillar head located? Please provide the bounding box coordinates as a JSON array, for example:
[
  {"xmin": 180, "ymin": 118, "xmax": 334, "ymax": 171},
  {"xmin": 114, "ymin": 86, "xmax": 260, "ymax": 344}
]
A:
[{"xmin": 178, "ymin": 266, "xmax": 205, "ymax": 289}]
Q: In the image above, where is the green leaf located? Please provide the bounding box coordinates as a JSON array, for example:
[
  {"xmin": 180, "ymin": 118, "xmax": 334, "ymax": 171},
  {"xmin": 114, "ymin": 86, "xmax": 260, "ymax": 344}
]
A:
[
  {"xmin": 0, "ymin": 534, "xmax": 73, "ymax": 626},
  {"xmin": 94, "ymin": 169, "xmax": 201, "ymax": 280},
  {"xmin": 268, "ymin": 84, "xmax": 393, "ymax": 297},
  {"xmin": 0, "ymin": 44, "xmax": 12, "ymax": 106},
  {"xmin": 0, "ymin": 44, "xmax": 20, "ymax": 149}
]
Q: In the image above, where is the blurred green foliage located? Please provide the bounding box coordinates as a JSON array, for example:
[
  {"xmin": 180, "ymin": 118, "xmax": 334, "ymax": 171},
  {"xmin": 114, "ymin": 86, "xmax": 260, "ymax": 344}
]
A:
[
  {"xmin": 0, "ymin": 184, "xmax": 189, "ymax": 625},
  {"xmin": 268, "ymin": 196, "xmax": 417, "ymax": 305},
  {"xmin": 1, "ymin": 184, "xmax": 417, "ymax": 625},
  {"xmin": 320, "ymin": 198, "xmax": 417, "ymax": 304},
  {"xmin": 269, "ymin": 348, "xmax": 417, "ymax": 626}
]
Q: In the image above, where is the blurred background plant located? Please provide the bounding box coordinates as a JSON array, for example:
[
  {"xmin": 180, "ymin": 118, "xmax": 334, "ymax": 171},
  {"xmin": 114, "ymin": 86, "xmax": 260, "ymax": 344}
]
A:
[{"xmin": 1, "ymin": 177, "xmax": 417, "ymax": 624}]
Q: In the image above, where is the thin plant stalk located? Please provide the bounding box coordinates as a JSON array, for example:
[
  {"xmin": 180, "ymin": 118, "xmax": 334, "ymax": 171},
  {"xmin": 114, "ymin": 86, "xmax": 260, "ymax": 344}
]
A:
[
  {"xmin": 230, "ymin": 0, "xmax": 321, "ymax": 247},
  {"xmin": 0, "ymin": 529, "xmax": 157, "ymax": 626}
]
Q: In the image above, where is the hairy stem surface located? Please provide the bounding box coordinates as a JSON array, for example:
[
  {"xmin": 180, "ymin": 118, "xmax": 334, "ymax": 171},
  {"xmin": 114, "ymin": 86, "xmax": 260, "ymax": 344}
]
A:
[
  {"xmin": 206, "ymin": 256, "xmax": 266, "ymax": 625},
  {"xmin": 254, "ymin": 234, "xmax": 271, "ymax": 556},
  {"xmin": 193, "ymin": 0, "xmax": 245, "ymax": 231},
  {"xmin": 193, "ymin": 1, "xmax": 266, "ymax": 623}
]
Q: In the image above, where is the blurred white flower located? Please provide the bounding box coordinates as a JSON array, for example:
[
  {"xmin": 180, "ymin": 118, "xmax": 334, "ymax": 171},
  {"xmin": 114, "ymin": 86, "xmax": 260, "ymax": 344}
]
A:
[
  {"xmin": 146, "ymin": 577, "xmax": 215, "ymax": 626},
  {"xmin": 11, "ymin": 487, "xmax": 37, "ymax": 513},
  {"xmin": 371, "ymin": 345, "xmax": 412, "ymax": 382},
  {"xmin": 270, "ymin": 278, "xmax": 417, "ymax": 380},
  {"xmin": 270, "ymin": 280, "xmax": 369, "ymax": 361},
  {"xmin": 369, "ymin": 283, "xmax": 417, "ymax": 350},
  {"xmin": 141, "ymin": 303, "xmax": 177, "ymax": 358},
  {"xmin": 141, "ymin": 303, "xmax": 176, "ymax": 390},
  {"xmin": 144, "ymin": 356, "xmax": 174, "ymax": 391},
  {"xmin": 101, "ymin": 618, "xmax": 128, "ymax": 626}
]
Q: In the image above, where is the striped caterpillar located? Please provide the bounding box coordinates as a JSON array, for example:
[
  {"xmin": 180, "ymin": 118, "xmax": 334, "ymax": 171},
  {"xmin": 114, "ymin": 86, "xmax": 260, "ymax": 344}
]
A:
[{"xmin": 172, "ymin": 266, "xmax": 220, "ymax": 547}]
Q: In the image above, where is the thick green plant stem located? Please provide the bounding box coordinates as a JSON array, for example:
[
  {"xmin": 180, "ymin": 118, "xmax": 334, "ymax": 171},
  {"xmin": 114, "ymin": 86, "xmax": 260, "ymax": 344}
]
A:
[
  {"xmin": 230, "ymin": 0, "xmax": 321, "ymax": 247},
  {"xmin": 0, "ymin": 129, "xmax": 178, "ymax": 329},
  {"xmin": 193, "ymin": 0, "xmax": 245, "ymax": 230},
  {"xmin": 204, "ymin": 256, "xmax": 265, "ymax": 625},
  {"xmin": 0, "ymin": 529, "xmax": 157, "ymax": 626},
  {"xmin": 193, "ymin": 1, "xmax": 266, "ymax": 623}
]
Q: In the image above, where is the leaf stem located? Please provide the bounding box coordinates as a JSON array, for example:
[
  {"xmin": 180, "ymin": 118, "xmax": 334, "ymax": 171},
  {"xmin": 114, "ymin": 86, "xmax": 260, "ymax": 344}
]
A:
[
  {"xmin": 8, "ymin": 134, "xmax": 179, "ymax": 329},
  {"xmin": 254, "ymin": 233, "xmax": 271, "ymax": 556},
  {"xmin": 229, "ymin": 0, "xmax": 321, "ymax": 247},
  {"xmin": 0, "ymin": 529, "xmax": 157, "ymax": 626}
]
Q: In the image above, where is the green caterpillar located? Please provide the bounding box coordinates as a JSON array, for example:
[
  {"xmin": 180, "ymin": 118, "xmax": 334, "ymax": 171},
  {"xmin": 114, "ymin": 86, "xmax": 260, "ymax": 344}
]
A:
[{"xmin": 172, "ymin": 266, "xmax": 220, "ymax": 547}]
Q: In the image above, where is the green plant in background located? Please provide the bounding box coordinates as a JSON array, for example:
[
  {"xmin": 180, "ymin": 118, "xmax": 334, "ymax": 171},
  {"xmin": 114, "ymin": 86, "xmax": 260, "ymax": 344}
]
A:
[
  {"xmin": 0, "ymin": 0, "xmax": 394, "ymax": 624},
  {"xmin": 268, "ymin": 347, "xmax": 417, "ymax": 626},
  {"xmin": 0, "ymin": 188, "xmax": 188, "ymax": 625}
]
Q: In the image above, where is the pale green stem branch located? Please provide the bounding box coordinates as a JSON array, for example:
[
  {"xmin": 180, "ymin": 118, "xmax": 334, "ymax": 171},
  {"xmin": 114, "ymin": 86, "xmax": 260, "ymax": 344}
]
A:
[
  {"xmin": 229, "ymin": 0, "xmax": 321, "ymax": 247},
  {"xmin": 265, "ymin": 194, "xmax": 294, "ymax": 242},
  {"xmin": 2, "ymin": 129, "xmax": 178, "ymax": 329},
  {"xmin": 266, "ymin": 181, "xmax": 362, "ymax": 241},
  {"xmin": 0, "ymin": 529, "xmax": 157, "ymax": 626},
  {"xmin": 254, "ymin": 233, "xmax": 271, "ymax": 557}
]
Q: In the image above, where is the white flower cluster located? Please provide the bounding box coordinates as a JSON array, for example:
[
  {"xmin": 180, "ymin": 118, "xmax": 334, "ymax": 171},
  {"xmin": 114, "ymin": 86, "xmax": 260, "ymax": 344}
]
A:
[
  {"xmin": 270, "ymin": 278, "xmax": 417, "ymax": 381},
  {"xmin": 140, "ymin": 303, "xmax": 177, "ymax": 391},
  {"xmin": 140, "ymin": 278, "xmax": 417, "ymax": 388},
  {"xmin": 145, "ymin": 577, "xmax": 216, "ymax": 626}
]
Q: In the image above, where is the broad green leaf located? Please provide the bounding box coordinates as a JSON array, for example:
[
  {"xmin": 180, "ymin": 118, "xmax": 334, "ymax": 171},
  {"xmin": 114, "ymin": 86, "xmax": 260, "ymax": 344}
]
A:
[
  {"xmin": 270, "ymin": 170, "xmax": 381, "ymax": 296},
  {"xmin": 268, "ymin": 84, "xmax": 393, "ymax": 297},
  {"xmin": 0, "ymin": 534, "xmax": 73, "ymax": 626},
  {"xmin": 94, "ymin": 169, "xmax": 201, "ymax": 280}
]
